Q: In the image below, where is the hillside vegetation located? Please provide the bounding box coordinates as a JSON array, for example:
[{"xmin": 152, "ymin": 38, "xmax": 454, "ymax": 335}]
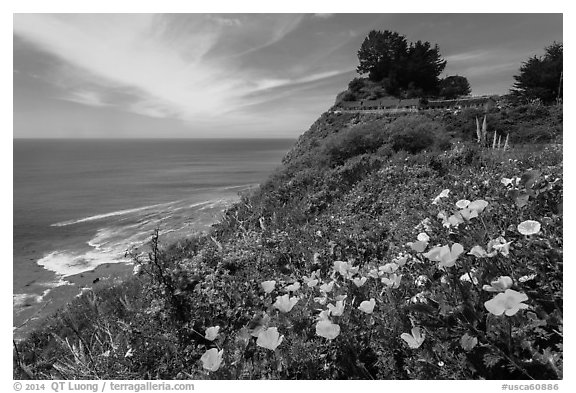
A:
[{"xmin": 14, "ymin": 104, "xmax": 563, "ymax": 380}]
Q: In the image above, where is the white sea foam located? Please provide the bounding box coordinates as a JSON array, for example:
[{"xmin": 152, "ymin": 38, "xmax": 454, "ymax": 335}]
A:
[
  {"xmin": 14, "ymin": 277, "xmax": 70, "ymax": 313},
  {"xmin": 87, "ymin": 227, "xmax": 115, "ymax": 249},
  {"xmin": 13, "ymin": 293, "xmax": 38, "ymax": 308},
  {"xmin": 36, "ymin": 288, "xmax": 53, "ymax": 303},
  {"xmin": 37, "ymin": 249, "xmax": 128, "ymax": 277},
  {"xmin": 52, "ymin": 197, "xmax": 230, "ymax": 228},
  {"xmin": 86, "ymin": 225, "xmax": 146, "ymax": 251},
  {"xmin": 199, "ymin": 198, "xmax": 234, "ymax": 211},
  {"xmin": 75, "ymin": 287, "xmax": 93, "ymax": 298},
  {"xmin": 220, "ymin": 183, "xmax": 258, "ymax": 191},
  {"xmin": 13, "ymin": 292, "xmax": 49, "ymax": 312},
  {"xmin": 51, "ymin": 200, "xmax": 182, "ymax": 227},
  {"xmin": 40, "ymin": 277, "xmax": 71, "ymax": 289},
  {"xmin": 188, "ymin": 200, "xmax": 214, "ymax": 209},
  {"xmin": 44, "ymin": 196, "xmax": 231, "ymax": 277},
  {"xmin": 123, "ymin": 230, "xmax": 154, "ymax": 246}
]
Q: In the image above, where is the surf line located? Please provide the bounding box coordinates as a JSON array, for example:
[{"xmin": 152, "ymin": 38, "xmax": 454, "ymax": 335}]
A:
[{"xmin": 50, "ymin": 200, "xmax": 187, "ymax": 227}]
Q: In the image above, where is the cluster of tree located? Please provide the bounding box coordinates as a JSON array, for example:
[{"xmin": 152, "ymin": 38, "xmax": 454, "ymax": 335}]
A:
[
  {"xmin": 511, "ymin": 42, "xmax": 562, "ymax": 104},
  {"xmin": 350, "ymin": 29, "xmax": 562, "ymax": 106},
  {"xmin": 356, "ymin": 30, "xmax": 447, "ymax": 97}
]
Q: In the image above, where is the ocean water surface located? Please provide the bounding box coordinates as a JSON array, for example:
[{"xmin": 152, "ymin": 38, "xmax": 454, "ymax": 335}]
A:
[{"xmin": 13, "ymin": 138, "xmax": 294, "ymax": 334}]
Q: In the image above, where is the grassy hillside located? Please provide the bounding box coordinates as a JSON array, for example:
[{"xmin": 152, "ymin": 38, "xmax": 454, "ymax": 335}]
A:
[{"xmin": 14, "ymin": 104, "xmax": 563, "ymax": 380}]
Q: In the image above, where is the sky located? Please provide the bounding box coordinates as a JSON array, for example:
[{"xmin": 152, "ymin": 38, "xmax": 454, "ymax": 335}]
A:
[{"xmin": 13, "ymin": 13, "xmax": 563, "ymax": 138}]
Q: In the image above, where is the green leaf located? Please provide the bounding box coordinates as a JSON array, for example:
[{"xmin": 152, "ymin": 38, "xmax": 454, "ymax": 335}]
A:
[
  {"xmin": 483, "ymin": 351, "xmax": 503, "ymax": 368},
  {"xmin": 520, "ymin": 170, "xmax": 541, "ymax": 189},
  {"xmin": 460, "ymin": 333, "xmax": 478, "ymax": 351},
  {"xmin": 405, "ymin": 302, "xmax": 436, "ymax": 314},
  {"xmin": 515, "ymin": 192, "xmax": 530, "ymax": 208}
]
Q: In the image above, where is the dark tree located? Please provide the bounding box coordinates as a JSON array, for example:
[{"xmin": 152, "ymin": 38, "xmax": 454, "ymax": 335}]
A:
[
  {"xmin": 404, "ymin": 40, "xmax": 447, "ymax": 95},
  {"xmin": 356, "ymin": 30, "xmax": 408, "ymax": 83},
  {"xmin": 511, "ymin": 42, "xmax": 562, "ymax": 104},
  {"xmin": 347, "ymin": 77, "xmax": 366, "ymax": 94},
  {"xmin": 356, "ymin": 30, "xmax": 446, "ymax": 96},
  {"xmin": 439, "ymin": 75, "xmax": 471, "ymax": 99}
]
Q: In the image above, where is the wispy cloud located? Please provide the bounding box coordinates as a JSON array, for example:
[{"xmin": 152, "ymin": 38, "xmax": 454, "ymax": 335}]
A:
[
  {"xmin": 13, "ymin": 14, "xmax": 324, "ymax": 126},
  {"xmin": 252, "ymin": 70, "xmax": 348, "ymax": 92},
  {"xmin": 206, "ymin": 15, "xmax": 243, "ymax": 27},
  {"xmin": 458, "ymin": 62, "xmax": 518, "ymax": 78},
  {"xmin": 238, "ymin": 69, "xmax": 352, "ymax": 111},
  {"xmin": 444, "ymin": 50, "xmax": 493, "ymax": 63},
  {"xmin": 313, "ymin": 14, "xmax": 335, "ymax": 19},
  {"xmin": 64, "ymin": 90, "xmax": 107, "ymax": 107},
  {"xmin": 443, "ymin": 47, "xmax": 526, "ymax": 84},
  {"xmin": 208, "ymin": 14, "xmax": 306, "ymax": 59}
]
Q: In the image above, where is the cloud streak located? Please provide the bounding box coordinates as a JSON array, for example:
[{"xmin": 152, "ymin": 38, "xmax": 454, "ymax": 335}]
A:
[
  {"xmin": 13, "ymin": 14, "xmax": 333, "ymax": 126},
  {"xmin": 64, "ymin": 90, "xmax": 107, "ymax": 107},
  {"xmin": 444, "ymin": 50, "xmax": 494, "ymax": 63},
  {"xmin": 442, "ymin": 47, "xmax": 534, "ymax": 95}
]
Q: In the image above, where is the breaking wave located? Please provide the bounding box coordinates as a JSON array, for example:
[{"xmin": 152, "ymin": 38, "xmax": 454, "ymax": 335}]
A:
[{"xmin": 51, "ymin": 201, "xmax": 182, "ymax": 227}]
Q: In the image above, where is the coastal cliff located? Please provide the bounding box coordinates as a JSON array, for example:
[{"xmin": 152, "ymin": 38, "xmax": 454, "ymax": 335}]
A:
[{"xmin": 14, "ymin": 104, "xmax": 563, "ymax": 380}]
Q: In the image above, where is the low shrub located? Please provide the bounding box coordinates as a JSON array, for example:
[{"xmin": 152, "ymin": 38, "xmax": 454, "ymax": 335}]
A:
[
  {"xmin": 509, "ymin": 124, "xmax": 560, "ymax": 144},
  {"xmin": 388, "ymin": 116, "xmax": 449, "ymax": 154},
  {"xmin": 322, "ymin": 121, "xmax": 389, "ymax": 166}
]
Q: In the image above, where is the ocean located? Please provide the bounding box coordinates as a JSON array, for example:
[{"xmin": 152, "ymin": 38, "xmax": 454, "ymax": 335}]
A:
[{"xmin": 13, "ymin": 138, "xmax": 294, "ymax": 335}]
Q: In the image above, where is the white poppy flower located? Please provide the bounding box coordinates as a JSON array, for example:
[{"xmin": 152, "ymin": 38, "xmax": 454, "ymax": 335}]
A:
[
  {"xmin": 357, "ymin": 298, "xmax": 376, "ymax": 314},
  {"xmin": 273, "ymin": 294, "xmax": 299, "ymax": 313},
  {"xmin": 327, "ymin": 300, "xmax": 346, "ymax": 316},
  {"xmin": 417, "ymin": 232, "xmax": 430, "ymax": 242},
  {"xmin": 517, "ymin": 220, "xmax": 541, "ymax": 236},
  {"xmin": 455, "ymin": 199, "xmax": 471, "ymax": 209},
  {"xmin": 284, "ymin": 281, "xmax": 301, "ymax": 292},
  {"xmin": 256, "ymin": 327, "xmax": 284, "ymax": 351},
  {"xmin": 352, "ymin": 277, "xmax": 367, "ymax": 287},
  {"xmin": 261, "ymin": 280, "xmax": 276, "ymax": 294},
  {"xmin": 315, "ymin": 320, "xmax": 340, "ymax": 340},
  {"xmin": 482, "ymin": 276, "xmax": 513, "ymax": 292},
  {"xmin": 205, "ymin": 326, "xmax": 220, "ymax": 341},
  {"xmin": 401, "ymin": 327, "xmax": 425, "ymax": 349},
  {"xmin": 200, "ymin": 348, "xmax": 223, "ymax": 372}
]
